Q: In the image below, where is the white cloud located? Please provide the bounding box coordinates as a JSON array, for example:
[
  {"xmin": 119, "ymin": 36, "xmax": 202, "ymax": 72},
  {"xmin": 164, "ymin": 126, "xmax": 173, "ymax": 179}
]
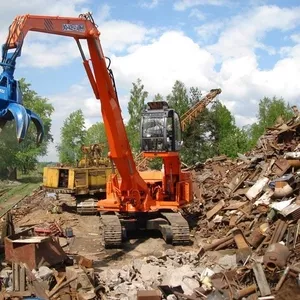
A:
[
  {"xmin": 20, "ymin": 38, "xmax": 80, "ymax": 68},
  {"xmin": 174, "ymin": 0, "xmax": 229, "ymax": 11},
  {"xmin": 96, "ymin": 3, "xmax": 111, "ymax": 22},
  {"xmin": 290, "ymin": 33, "xmax": 300, "ymax": 43},
  {"xmin": 189, "ymin": 8, "xmax": 207, "ymax": 21},
  {"xmin": 139, "ymin": 0, "xmax": 161, "ymax": 9},
  {"xmin": 208, "ymin": 5, "xmax": 300, "ymax": 60},
  {"xmin": 235, "ymin": 115, "xmax": 257, "ymax": 127},
  {"xmin": 196, "ymin": 21, "xmax": 224, "ymax": 44},
  {"xmin": 112, "ymin": 31, "xmax": 217, "ymax": 95},
  {"xmin": 99, "ymin": 20, "xmax": 149, "ymax": 53},
  {"xmin": 42, "ymin": 79, "xmax": 131, "ymax": 161},
  {"xmin": 0, "ymin": 2, "xmax": 153, "ymax": 69},
  {"xmin": 109, "ymin": 3, "xmax": 300, "ymax": 129}
]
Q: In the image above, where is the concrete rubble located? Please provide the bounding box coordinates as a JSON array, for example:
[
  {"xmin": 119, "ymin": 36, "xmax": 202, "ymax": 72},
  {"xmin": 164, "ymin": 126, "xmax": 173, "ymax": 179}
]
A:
[{"xmin": 0, "ymin": 115, "xmax": 299, "ymax": 299}]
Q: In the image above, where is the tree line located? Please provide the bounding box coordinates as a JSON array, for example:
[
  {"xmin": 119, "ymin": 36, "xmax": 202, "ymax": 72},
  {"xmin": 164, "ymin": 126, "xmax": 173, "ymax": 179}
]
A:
[
  {"xmin": 124, "ymin": 79, "xmax": 293, "ymax": 165},
  {"xmin": 58, "ymin": 78, "xmax": 294, "ymax": 167},
  {"xmin": 0, "ymin": 77, "xmax": 294, "ymax": 179}
]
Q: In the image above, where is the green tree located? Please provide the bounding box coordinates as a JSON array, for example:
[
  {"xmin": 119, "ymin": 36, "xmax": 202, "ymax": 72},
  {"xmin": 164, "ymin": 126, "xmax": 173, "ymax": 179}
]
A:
[
  {"xmin": 153, "ymin": 93, "xmax": 164, "ymax": 102},
  {"xmin": 0, "ymin": 78, "xmax": 54, "ymax": 177},
  {"xmin": 210, "ymin": 100, "xmax": 236, "ymax": 145},
  {"xmin": 127, "ymin": 78, "xmax": 148, "ymax": 153},
  {"xmin": 189, "ymin": 87, "xmax": 202, "ymax": 106},
  {"xmin": 57, "ymin": 110, "xmax": 86, "ymax": 165},
  {"xmin": 181, "ymin": 98, "xmax": 252, "ymax": 162},
  {"xmin": 209, "ymin": 100, "xmax": 252, "ymax": 157},
  {"xmin": 218, "ymin": 127, "xmax": 251, "ymax": 158},
  {"xmin": 84, "ymin": 122, "xmax": 108, "ymax": 156},
  {"xmin": 250, "ymin": 96, "xmax": 293, "ymax": 146},
  {"xmin": 166, "ymin": 80, "xmax": 190, "ymax": 117},
  {"xmin": 181, "ymin": 108, "xmax": 216, "ymax": 164}
]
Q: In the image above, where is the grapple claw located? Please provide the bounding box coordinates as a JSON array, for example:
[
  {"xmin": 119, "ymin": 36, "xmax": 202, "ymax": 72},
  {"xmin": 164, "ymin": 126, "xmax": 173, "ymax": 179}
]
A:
[
  {"xmin": 0, "ymin": 101, "xmax": 44, "ymax": 144},
  {"xmin": 0, "ymin": 49, "xmax": 44, "ymax": 144},
  {"xmin": 26, "ymin": 109, "xmax": 44, "ymax": 144},
  {"xmin": 0, "ymin": 42, "xmax": 44, "ymax": 144}
]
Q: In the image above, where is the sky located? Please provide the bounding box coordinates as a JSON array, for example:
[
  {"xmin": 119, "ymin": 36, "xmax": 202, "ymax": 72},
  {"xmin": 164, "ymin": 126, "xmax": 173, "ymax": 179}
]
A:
[{"xmin": 0, "ymin": 0, "xmax": 299, "ymax": 161}]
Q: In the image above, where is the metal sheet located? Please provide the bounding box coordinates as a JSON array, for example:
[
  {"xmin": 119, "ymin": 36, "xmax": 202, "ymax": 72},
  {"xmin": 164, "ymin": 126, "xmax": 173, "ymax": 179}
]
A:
[{"xmin": 5, "ymin": 227, "xmax": 67, "ymax": 270}]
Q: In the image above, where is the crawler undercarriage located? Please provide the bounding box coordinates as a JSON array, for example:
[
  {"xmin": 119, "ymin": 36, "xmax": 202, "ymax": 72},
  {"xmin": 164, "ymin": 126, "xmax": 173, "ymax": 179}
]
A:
[{"xmin": 101, "ymin": 211, "xmax": 190, "ymax": 248}]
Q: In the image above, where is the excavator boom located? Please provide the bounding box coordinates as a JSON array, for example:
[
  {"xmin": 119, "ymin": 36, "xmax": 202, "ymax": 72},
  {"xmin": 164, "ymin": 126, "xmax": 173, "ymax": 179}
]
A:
[
  {"xmin": 0, "ymin": 12, "xmax": 147, "ymax": 193},
  {"xmin": 1, "ymin": 12, "xmax": 194, "ymax": 247}
]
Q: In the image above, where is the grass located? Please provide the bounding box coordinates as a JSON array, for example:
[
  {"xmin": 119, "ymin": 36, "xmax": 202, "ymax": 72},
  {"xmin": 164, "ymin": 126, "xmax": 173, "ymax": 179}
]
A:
[
  {"xmin": 0, "ymin": 183, "xmax": 41, "ymax": 217},
  {"xmin": 0, "ymin": 170, "xmax": 42, "ymax": 216},
  {"xmin": 0, "ymin": 183, "xmax": 39, "ymax": 203}
]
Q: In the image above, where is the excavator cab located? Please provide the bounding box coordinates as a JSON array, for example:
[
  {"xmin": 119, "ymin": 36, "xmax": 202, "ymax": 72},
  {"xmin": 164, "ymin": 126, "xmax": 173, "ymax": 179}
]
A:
[{"xmin": 140, "ymin": 101, "xmax": 182, "ymax": 152}]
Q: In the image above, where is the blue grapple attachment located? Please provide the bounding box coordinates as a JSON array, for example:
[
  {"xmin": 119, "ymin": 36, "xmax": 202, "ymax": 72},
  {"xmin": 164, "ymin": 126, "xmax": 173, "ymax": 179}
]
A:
[{"xmin": 0, "ymin": 42, "xmax": 44, "ymax": 144}]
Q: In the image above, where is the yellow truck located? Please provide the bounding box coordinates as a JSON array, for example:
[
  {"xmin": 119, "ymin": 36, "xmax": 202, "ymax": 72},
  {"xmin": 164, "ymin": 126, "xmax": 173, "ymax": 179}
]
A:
[{"xmin": 42, "ymin": 144, "xmax": 113, "ymax": 213}]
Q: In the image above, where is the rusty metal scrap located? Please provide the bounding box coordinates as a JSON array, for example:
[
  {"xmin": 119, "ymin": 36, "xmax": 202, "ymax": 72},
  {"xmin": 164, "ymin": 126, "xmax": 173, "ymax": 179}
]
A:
[
  {"xmin": 233, "ymin": 229, "xmax": 252, "ymax": 264},
  {"xmin": 269, "ymin": 220, "xmax": 288, "ymax": 244},
  {"xmin": 263, "ymin": 243, "xmax": 290, "ymax": 270},
  {"xmin": 247, "ymin": 228, "xmax": 265, "ymax": 249},
  {"xmin": 5, "ymin": 227, "xmax": 67, "ymax": 270},
  {"xmin": 203, "ymin": 235, "xmax": 233, "ymax": 252},
  {"xmin": 275, "ymin": 266, "xmax": 290, "ymax": 292},
  {"xmin": 182, "ymin": 117, "xmax": 300, "ymax": 299},
  {"xmin": 233, "ymin": 284, "xmax": 257, "ymax": 300}
]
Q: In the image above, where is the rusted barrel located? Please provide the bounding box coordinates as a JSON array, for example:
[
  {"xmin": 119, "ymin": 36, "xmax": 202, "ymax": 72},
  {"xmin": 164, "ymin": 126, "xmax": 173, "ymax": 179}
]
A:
[
  {"xmin": 247, "ymin": 223, "xmax": 269, "ymax": 248},
  {"xmin": 263, "ymin": 243, "xmax": 290, "ymax": 270}
]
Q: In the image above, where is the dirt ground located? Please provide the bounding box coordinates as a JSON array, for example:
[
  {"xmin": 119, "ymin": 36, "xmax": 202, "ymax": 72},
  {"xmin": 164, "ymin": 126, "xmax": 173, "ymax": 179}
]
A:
[
  {"xmin": 275, "ymin": 278, "xmax": 300, "ymax": 300},
  {"xmin": 14, "ymin": 204, "xmax": 197, "ymax": 271},
  {"xmin": 10, "ymin": 194, "xmax": 300, "ymax": 299}
]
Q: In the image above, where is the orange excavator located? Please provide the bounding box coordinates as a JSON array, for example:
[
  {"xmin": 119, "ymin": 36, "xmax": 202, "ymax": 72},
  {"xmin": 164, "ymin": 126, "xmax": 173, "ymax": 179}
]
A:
[{"xmin": 0, "ymin": 12, "xmax": 195, "ymax": 247}]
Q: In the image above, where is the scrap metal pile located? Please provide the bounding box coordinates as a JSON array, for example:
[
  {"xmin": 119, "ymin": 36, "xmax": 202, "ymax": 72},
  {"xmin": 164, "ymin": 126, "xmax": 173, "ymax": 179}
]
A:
[
  {"xmin": 0, "ymin": 115, "xmax": 300, "ymax": 300},
  {"xmin": 177, "ymin": 113, "xmax": 300, "ymax": 299}
]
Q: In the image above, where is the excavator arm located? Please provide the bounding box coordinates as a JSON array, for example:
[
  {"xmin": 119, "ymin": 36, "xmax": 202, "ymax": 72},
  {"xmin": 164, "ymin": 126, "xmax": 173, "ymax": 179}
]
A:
[
  {"xmin": 181, "ymin": 88, "xmax": 222, "ymax": 130},
  {"xmin": 0, "ymin": 12, "xmax": 197, "ymax": 247},
  {"xmin": 0, "ymin": 12, "xmax": 148, "ymax": 199}
]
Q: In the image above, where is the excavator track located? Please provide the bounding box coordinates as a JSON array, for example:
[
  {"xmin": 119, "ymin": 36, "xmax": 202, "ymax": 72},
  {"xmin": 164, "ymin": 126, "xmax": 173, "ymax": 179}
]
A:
[
  {"xmin": 101, "ymin": 213, "xmax": 122, "ymax": 248},
  {"xmin": 161, "ymin": 212, "xmax": 190, "ymax": 245}
]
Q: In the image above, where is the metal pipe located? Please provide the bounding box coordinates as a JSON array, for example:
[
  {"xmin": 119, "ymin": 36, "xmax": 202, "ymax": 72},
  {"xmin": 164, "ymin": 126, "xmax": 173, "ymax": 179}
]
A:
[{"xmin": 275, "ymin": 266, "xmax": 290, "ymax": 291}]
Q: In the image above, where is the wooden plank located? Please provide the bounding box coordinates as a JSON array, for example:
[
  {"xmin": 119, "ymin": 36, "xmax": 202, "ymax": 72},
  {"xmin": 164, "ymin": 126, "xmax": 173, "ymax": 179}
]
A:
[
  {"xmin": 253, "ymin": 263, "xmax": 271, "ymax": 296},
  {"xmin": 246, "ymin": 177, "xmax": 269, "ymax": 201},
  {"xmin": 223, "ymin": 201, "xmax": 246, "ymax": 210},
  {"xmin": 12, "ymin": 262, "xmax": 19, "ymax": 292},
  {"xmin": 228, "ymin": 173, "xmax": 249, "ymax": 194},
  {"xmin": 12, "ymin": 236, "xmax": 50, "ymax": 243},
  {"xmin": 5, "ymin": 291, "xmax": 32, "ymax": 298},
  {"xmin": 229, "ymin": 215, "xmax": 238, "ymax": 227},
  {"xmin": 48, "ymin": 275, "xmax": 77, "ymax": 298},
  {"xmin": 271, "ymin": 158, "xmax": 291, "ymax": 176},
  {"xmin": 23, "ymin": 263, "xmax": 49, "ymax": 300},
  {"xmin": 19, "ymin": 265, "xmax": 26, "ymax": 292},
  {"xmin": 206, "ymin": 200, "xmax": 225, "ymax": 220}
]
